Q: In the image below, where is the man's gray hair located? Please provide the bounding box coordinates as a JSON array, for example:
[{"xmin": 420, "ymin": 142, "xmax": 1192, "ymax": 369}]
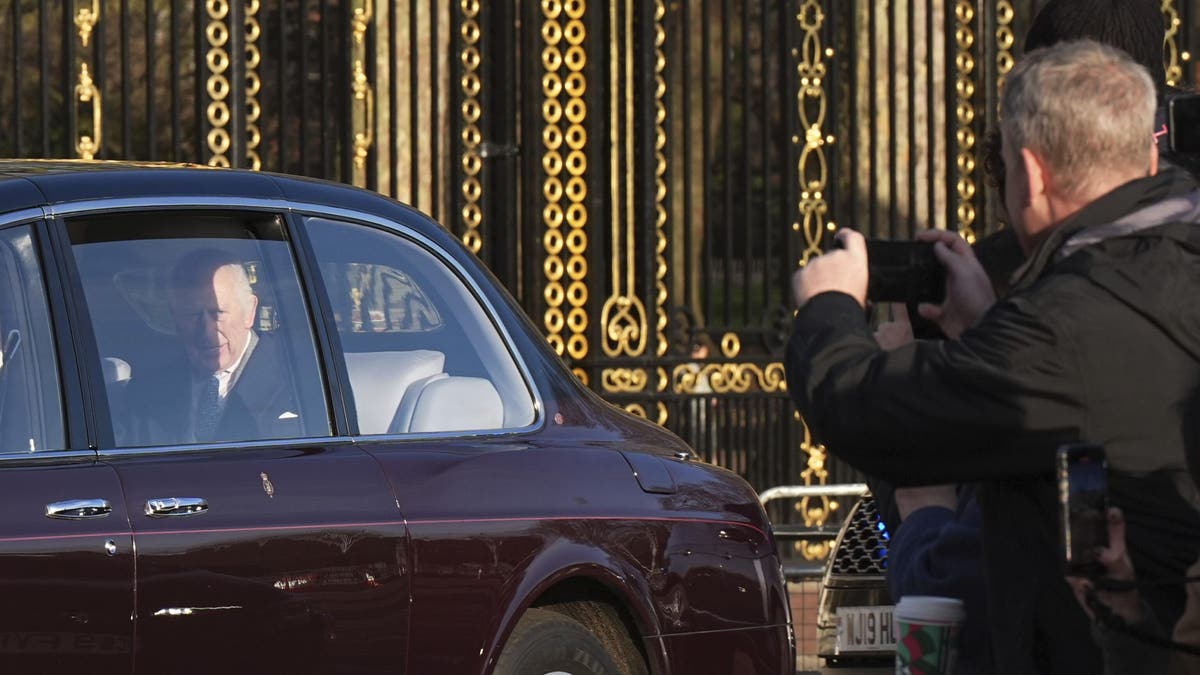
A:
[
  {"xmin": 171, "ymin": 248, "xmax": 256, "ymax": 314},
  {"xmin": 1001, "ymin": 39, "xmax": 1157, "ymax": 198}
]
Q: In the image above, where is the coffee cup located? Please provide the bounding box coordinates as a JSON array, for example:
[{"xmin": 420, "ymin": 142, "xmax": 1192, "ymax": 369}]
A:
[{"xmin": 894, "ymin": 595, "xmax": 965, "ymax": 675}]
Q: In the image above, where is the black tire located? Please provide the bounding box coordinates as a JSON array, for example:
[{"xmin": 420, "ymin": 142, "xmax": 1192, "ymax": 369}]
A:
[{"xmin": 493, "ymin": 608, "xmax": 625, "ymax": 675}]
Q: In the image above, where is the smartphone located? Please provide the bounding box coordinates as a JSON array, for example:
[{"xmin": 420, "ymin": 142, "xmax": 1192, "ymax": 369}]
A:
[
  {"xmin": 1169, "ymin": 94, "xmax": 1200, "ymax": 155},
  {"xmin": 1057, "ymin": 443, "xmax": 1109, "ymax": 576},
  {"xmin": 864, "ymin": 239, "xmax": 946, "ymax": 304}
]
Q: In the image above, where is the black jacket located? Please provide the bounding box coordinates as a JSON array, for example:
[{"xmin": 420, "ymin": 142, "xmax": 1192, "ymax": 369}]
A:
[
  {"xmin": 786, "ymin": 169, "xmax": 1200, "ymax": 674},
  {"xmin": 126, "ymin": 334, "xmax": 304, "ymax": 446}
]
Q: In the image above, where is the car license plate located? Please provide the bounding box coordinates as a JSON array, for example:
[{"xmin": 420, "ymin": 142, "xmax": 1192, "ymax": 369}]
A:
[{"xmin": 835, "ymin": 605, "xmax": 896, "ymax": 653}]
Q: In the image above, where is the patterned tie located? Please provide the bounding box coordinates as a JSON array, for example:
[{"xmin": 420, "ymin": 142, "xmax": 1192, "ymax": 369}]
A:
[{"xmin": 194, "ymin": 375, "xmax": 221, "ymax": 442}]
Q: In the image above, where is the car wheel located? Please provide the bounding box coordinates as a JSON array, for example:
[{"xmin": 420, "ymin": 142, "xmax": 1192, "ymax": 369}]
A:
[{"xmin": 494, "ymin": 608, "xmax": 626, "ymax": 675}]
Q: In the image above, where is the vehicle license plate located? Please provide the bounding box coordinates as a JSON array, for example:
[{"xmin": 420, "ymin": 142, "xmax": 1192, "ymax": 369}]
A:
[{"xmin": 835, "ymin": 605, "xmax": 897, "ymax": 653}]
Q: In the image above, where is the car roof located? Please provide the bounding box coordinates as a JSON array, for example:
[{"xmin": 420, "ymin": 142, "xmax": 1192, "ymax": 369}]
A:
[{"xmin": 0, "ymin": 159, "xmax": 438, "ymax": 239}]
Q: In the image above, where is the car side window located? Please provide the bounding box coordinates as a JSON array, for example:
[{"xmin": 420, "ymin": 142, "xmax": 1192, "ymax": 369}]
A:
[
  {"xmin": 304, "ymin": 216, "xmax": 536, "ymax": 435},
  {"xmin": 0, "ymin": 225, "xmax": 65, "ymax": 452},
  {"xmin": 67, "ymin": 212, "xmax": 331, "ymax": 447}
]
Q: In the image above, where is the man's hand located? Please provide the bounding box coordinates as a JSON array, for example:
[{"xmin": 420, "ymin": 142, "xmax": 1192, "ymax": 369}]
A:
[
  {"xmin": 1067, "ymin": 508, "xmax": 1144, "ymax": 623},
  {"xmin": 915, "ymin": 229, "xmax": 997, "ymax": 339},
  {"xmin": 874, "ymin": 303, "xmax": 914, "ymax": 351},
  {"xmin": 894, "ymin": 484, "xmax": 959, "ymax": 519},
  {"xmin": 791, "ymin": 229, "xmax": 869, "ymax": 309}
]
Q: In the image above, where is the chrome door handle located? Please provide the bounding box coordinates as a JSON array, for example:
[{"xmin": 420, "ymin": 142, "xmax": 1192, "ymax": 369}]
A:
[
  {"xmin": 145, "ymin": 497, "xmax": 208, "ymax": 518},
  {"xmin": 46, "ymin": 499, "xmax": 112, "ymax": 520}
]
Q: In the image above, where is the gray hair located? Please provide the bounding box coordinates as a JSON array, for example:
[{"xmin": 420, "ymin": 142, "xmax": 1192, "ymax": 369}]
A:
[
  {"xmin": 171, "ymin": 248, "xmax": 256, "ymax": 314},
  {"xmin": 1000, "ymin": 39, "xmax": 1157, "ymax": 198}
]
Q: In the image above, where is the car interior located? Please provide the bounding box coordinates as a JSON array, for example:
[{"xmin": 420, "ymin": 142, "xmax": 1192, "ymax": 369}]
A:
[
  {"xmin": 61, "ymin": 211, "xmax": 532, "ymax": 447},
  {"xmin": 303, "ymin": 216, "xmax": 534, "ymax": 436}
]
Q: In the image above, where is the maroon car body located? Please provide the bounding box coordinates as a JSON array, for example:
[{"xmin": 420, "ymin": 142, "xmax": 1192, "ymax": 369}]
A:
[{"xmin": 0, "ymin": 161, "xmax": 792, "ymax": 674}]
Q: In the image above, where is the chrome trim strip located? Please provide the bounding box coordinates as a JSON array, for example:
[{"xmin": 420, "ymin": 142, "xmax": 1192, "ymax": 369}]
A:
[
  {"xmin": 43, "ymin": 196, "xmax": 293, "ymax": 217},
  {"xmin": 0, "ymin": 450, "xmax": 98, "ymax": 466},
  {"xmin": 97, "ymin": 436, "xmax": 357, "ymax": 460},
  {"xmin": 97, "ymin": 423, "xmax": 543, "ymax": 460},
  {"xmin": 0, "ymin": 207, "xmax": 53, "ymax": 227}
]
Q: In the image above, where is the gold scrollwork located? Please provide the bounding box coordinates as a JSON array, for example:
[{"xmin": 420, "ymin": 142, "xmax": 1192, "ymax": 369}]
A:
[
  {"xmin": 954, "ymin": 0, "xmax": 978, "ymax": 243},
  {"xmin": 604, "ymin": 0, "xmax": 643, "ymax": 360},
  {"xmin": 352, "ymin": 0, "xmax": 372, "ymax": 44},
  {"xmin": 797, "ymin": 423, "xmax": 835, "ymax": 560},
  {"xmin": 600, "ymin": 295, "xmax": 647, "ymax": 358},
  {"xmin": 602, "ymin": 367, "xmax": 649, "ymax": 393},
  {"xmin": 795, "ymin": 0, "xmax": 831, "ymax": 266},
  {"xmin": 74, "ymin": 0, "xmax": 101, "ymax": 159},
  {"xmin": 542, "ymin": 0, "xmax": 589, "ymax": 359},
  {"xmin": 1163, "ymin": 1, "xmax": 1185, "ymax": 87},
  {"xmin": 351, "ymin": 0, "xmax": 374, "ymax": 186},
  {"xmin": 352, "ymin": 60, "xmax": 375, "ymax": 183},
  {"xmin": 75, "ymin": 63, "xmax": 101, "ymax": 160},
  {"xmin": 205, "ymin": 2, "xmax": 232, "ymax": 167},
  {"xmin": 74, "ymin": 0, "xmax": 99, "ymax": 47},
  {"xmin": 461, "ymin": 0, "xmax": 484, "ymax": 252},
  {"xmin": 672, "ymin": 362, "xmax": 786, "ymax": 395},
  {"xmin": 245, "ymin": 0, "xmax": 262, "ymax": 170},
  {"xmin": 624, "ymin": 403, "xmax": 648, "ymax": 419}
]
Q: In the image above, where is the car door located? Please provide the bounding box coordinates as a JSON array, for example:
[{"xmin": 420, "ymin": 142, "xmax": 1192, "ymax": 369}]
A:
[
  {"xmin": 297, "ymin": 213, "xmax": 548, "ymax": 672},
  {"xmin": 60, "ymin": 208, "xmax": 411, "ymax": 674},
  {"xmin": 0, "ymin": 221, "xmax": 135, "ymax": 674}
]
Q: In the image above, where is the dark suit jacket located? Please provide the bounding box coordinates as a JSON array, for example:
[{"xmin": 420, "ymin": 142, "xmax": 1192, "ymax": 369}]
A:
[{"xmin": 125, "ymin": 334, "xmax": 303, "ymax": 446}]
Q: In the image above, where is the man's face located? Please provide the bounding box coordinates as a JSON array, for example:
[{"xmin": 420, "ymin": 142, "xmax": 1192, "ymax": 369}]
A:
[{"xmin": 171, "ymin": 266, "xmax": 257, "ymax": 374}]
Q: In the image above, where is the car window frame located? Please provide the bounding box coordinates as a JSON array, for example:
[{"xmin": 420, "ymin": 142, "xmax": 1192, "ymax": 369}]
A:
[
  {"xmin": 285, "ymin": 205, "xmax": 544, "ymax": 441},
  {"xmin": 49, "ymin": 202, "xmax": 343, "ymax": 455},
  {"xmin": 0, "ymin": 210, "xmax": 93, "ymax": 459},
  {"xmin": 42, "ymin": 195, "xmax": 542, "ymax": 457}
]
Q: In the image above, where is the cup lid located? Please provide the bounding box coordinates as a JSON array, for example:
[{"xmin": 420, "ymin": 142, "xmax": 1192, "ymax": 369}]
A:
[{"xmin": 894, "ymin": 595, "xmax": 966, "ymax": 623}]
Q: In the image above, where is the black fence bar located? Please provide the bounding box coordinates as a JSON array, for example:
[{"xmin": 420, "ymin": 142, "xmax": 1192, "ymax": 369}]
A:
[
  {"xmin": 12, "ymin": 0, "xmax": 22, "ymax": 157},
  {"xmin": 740, "ymin": 0, "xmax": 750, "ymax": 328},
  {"xmin": 681, "ymin": 0, "xmax": 696, "ymax": 327},
  {"xmin": 64, "ymin": 0, "xmax": 77, "ymax": 157},
  {"xmin": 120, "ymin": 0, "xmax": 129, "ymax": 159},
  {"xmin": 170, "ymin": 0, "xmax": 180, "ymax": 161},
  {"xmin": 145, "ymin": 0, "xmax": 155, "ymax": 160},
  {"xmin": 701, "ymin": 0, "xmax": 712, "ymax": 330},
  {"xmin": 39, "ymin": 2, "xmax": 50, "ymax": 156}
]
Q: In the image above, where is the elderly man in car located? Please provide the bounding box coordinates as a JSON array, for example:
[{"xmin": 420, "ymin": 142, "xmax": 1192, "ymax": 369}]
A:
[
  {"xmin": 787, "ymin": 40, "xmax": 1200, "ymax": 673},
  {"xmin": 126, "ymin": 248, "xmax": 302, "ymax": 446}
]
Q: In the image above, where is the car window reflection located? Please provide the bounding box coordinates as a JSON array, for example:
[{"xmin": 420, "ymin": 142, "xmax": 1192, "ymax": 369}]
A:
[
  {"xmin": 305, "ymin": 217, "xmax": 536, "ymax": 435},
  {"xmin": 67, "ymin": 212, "xmax": 332, "ymax": 448},
  {"xmin": 0, "ymin": 226, "xmax": 65, "ymax": 453}
]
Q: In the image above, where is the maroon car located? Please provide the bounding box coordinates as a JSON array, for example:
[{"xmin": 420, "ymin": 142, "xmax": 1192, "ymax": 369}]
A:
[{"xmin": 0, "ymin": 161, "xmax": 793, "ymax": 674}]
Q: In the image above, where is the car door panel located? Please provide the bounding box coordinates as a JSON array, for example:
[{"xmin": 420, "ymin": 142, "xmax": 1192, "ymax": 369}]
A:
[
  {"xmin": 108, "ymin": 445, "xmax": 410, "ymax": 674},
  {"xmin": 0, "ymin": 462, "xmax": 134, "ymax": 674}
]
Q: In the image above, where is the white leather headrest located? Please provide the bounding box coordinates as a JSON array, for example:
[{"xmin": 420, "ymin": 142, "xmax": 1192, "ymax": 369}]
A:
[
  {"xmin": 343, "ymin": 350, "xmax": 445, "ymax": 434},
  {"xmin": 408, "ymin": 376, "xmax": 503, "ymax": 433}
]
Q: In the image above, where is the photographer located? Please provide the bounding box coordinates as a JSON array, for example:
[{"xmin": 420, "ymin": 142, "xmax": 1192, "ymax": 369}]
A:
[{"xmin": 786, "ymin": 40, "xmax": 1200, "ymax": 674}]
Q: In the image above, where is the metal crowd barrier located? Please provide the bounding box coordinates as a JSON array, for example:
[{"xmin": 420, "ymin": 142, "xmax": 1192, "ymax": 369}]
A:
[{"xmin": 759, "ymin": 483, "xmax": 871, "ymax": 578}]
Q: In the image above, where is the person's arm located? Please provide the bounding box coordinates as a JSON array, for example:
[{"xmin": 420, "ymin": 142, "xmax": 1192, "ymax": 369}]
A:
[
  {"xmin": 785, "ymin": 289, "xmax": 1085, "ymax": 484},
  {"xmin": 886, "ymin": 491, "xmax": 984, "ymax": 604}
]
